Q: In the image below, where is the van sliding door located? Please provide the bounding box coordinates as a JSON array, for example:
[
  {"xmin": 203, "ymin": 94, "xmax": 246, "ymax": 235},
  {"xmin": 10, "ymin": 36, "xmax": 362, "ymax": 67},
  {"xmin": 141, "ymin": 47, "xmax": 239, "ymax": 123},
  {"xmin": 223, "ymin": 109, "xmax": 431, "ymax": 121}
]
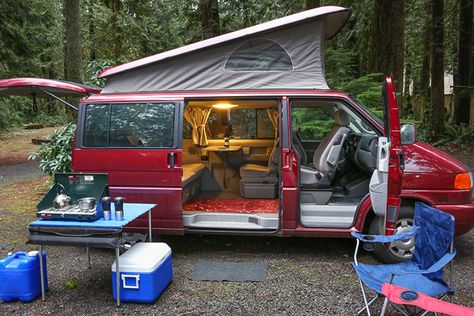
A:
[{"xmin": 74, "ymin": 101, "xmax": 184, "ymax": 234}]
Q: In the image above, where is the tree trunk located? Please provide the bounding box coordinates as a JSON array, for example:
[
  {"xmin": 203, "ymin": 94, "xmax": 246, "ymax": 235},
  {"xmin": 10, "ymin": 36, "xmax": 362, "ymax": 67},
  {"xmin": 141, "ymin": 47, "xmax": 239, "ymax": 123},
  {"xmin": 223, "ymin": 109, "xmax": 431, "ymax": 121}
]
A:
[
  {"xmin": 64, "ymin": 0, "xmax": 84, "ymax": 82},
  {"xmin": 87, "ymin": 0, "xmax": 96, "ymax": 61},
  {"xmin": 453, "ymin": 0, "xmax": 473, "ymax": 125},
  {"xmin": 414, "ymin": 1, "xmax": 431, "ymax": 120},
  {"xmin": 306, "ymin": 0, "xmax": 321, "ymax": 9},
  {"xmin": 369, "ymin": 0, "xmax": 405, "ymax": 97},
  {"xmin": 430, "ymin": 0, "xmax": 445, "ymax": 139},
  {"xmin": 111, "ymin": 0, "xmax": 122, "ymax": 62},
  {"xmin": 200, "ymin": 0, "xmax": 220, "ymax": 39}
]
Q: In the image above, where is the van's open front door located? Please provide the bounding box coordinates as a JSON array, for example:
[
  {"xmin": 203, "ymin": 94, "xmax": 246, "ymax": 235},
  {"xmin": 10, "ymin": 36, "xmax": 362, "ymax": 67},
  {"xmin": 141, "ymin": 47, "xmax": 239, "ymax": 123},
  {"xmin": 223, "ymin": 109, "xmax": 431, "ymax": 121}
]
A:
[
  {"xmin": 0, "ymin": 77, "xmax": 101, "ymax": 110},
  {"xmin": 369, "ymin": 76, "xmax": 404, "ymax": 235}
]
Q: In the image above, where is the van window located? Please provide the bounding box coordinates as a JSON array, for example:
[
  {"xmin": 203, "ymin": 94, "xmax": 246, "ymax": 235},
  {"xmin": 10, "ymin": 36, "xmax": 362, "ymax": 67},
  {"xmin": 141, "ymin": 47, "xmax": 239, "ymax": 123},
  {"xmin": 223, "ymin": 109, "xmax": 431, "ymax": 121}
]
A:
[
  {"xmin": 206, "ymin": 108, "xmax": 274, "ymax": 139},
  {"xmin": 84, "ymin": 104, "xmax": 109, "ymax": 147},
  {"xmin": 292, "ymin": 107, "xmax": 334, "ymax": 141},
  {"xmin": 225, "ymin": 39, "xmax": 293, "ymax": 72},
  {"xmin": 83, "ymin": 102, "xmax": 175, "ymax": 148}
]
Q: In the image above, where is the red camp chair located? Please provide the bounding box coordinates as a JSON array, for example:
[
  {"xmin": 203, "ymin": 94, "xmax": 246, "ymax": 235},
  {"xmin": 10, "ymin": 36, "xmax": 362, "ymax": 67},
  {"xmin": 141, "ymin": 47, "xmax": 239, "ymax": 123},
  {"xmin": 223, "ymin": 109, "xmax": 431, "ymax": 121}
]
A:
[{"xmin": 382, "ymin": 283, "xmax": 474, "ymax": 316}]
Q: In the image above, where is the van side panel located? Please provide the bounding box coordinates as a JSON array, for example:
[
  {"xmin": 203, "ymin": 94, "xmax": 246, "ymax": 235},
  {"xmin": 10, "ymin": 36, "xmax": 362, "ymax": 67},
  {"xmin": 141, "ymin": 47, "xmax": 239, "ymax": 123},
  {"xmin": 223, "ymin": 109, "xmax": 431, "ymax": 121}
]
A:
[{"xmin": 72, "ymin": 100, "xmax": 184, "ymax": 234}]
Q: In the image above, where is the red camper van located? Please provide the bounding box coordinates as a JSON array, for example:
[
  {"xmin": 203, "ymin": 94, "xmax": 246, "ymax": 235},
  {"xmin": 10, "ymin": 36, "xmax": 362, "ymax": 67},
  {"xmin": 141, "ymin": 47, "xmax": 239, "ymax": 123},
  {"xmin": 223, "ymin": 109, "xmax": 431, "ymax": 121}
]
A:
[{"xmin": 1, "ymin": 6, "xmax": 472, "ymax": 263}]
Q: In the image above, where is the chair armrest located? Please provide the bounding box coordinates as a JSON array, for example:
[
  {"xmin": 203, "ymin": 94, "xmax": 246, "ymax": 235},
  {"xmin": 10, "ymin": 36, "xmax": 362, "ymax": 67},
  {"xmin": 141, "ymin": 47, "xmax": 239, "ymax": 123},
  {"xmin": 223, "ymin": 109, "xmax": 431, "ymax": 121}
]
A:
[
  {"xmin": 382, "ymin": 283, "xmax": 474, "ymax": 315},
  {"xmin": 392, "ymin": 251, "xmax": 456, "ymax": 275},
  {"xmin": 351, "ymin": 230, "xmax": 415, "ymax": 243}
]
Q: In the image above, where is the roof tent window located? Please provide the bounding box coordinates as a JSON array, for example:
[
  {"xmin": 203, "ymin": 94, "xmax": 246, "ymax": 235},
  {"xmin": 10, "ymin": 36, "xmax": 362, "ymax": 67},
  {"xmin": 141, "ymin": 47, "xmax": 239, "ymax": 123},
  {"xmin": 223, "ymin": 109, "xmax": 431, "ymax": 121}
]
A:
[{"xmin": 225, "ymin": 39, "xmax": 293, "ymax": 72}]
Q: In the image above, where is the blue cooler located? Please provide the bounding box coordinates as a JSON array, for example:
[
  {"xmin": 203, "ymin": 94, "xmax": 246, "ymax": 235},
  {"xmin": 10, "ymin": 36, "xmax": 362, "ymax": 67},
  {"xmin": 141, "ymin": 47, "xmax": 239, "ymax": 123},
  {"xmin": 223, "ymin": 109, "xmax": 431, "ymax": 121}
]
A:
[
  {"xmin": 0, "ymin": 251, "xmax": 48, "ymax": 302},
  {"xmin": 111, "ymin": 243, "xmax": 172, "ymax": 303}
]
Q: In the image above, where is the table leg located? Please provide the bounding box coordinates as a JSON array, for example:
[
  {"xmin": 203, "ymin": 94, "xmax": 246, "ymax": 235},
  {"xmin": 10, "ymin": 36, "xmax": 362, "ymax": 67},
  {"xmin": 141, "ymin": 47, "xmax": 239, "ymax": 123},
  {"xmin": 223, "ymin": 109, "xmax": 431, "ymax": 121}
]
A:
[
  {"xmin": 39, "ymin": 244, "xmax": 45, "ymax": 301},
  {"xmin": 223, "ymin": 152, "xmax": 228, "ymax": 189},
  {"xmin": 148, "ymin": 209, "xmax": 152, "ymax": 242},
  {"xmin": 86, "ymin": 247, "xmax": 91, "ymax": 269},
  {"xmin": 116, "ymin": 246, "xmax": 120, "ymax": 307}
]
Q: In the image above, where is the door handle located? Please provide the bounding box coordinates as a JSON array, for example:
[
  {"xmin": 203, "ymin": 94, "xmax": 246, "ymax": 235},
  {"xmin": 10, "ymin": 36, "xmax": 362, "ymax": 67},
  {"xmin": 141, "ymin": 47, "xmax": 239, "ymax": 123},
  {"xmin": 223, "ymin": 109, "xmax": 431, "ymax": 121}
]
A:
[{"xmin": 168, "ymin": 152, "xmax": 177, "ymax": 168}]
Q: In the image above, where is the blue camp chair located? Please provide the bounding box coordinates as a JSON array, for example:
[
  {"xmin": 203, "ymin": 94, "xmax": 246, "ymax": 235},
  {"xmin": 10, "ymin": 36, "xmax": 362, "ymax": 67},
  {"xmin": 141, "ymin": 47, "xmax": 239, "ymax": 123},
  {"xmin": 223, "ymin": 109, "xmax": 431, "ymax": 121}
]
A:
[{"xmin": 351, "ymin": 203, "xmax": 456, "ymax": 316}]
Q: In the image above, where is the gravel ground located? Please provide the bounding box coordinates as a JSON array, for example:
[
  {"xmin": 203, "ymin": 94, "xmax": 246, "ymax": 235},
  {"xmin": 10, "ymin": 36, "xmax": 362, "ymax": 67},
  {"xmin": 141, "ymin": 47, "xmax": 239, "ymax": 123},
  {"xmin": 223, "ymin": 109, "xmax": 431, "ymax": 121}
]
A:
[
  {"xmin": 0, "ymin": 225, "xmax": 472, "ymax": 315},
  {"xmin": 0, "ymin": 146, "xmax": 473, "ymax": 315},
  {"xmin": 0, "ymin": 161, "xmax": 44, "ymax": 184}
]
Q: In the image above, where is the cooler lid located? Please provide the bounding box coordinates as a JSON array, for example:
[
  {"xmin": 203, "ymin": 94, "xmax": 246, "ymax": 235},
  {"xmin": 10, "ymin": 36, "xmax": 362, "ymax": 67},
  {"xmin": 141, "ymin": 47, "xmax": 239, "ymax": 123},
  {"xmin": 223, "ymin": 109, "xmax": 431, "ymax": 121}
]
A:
[{"xmin": 111, "ymin": 242, "xmax": 171, "ymax": 273}]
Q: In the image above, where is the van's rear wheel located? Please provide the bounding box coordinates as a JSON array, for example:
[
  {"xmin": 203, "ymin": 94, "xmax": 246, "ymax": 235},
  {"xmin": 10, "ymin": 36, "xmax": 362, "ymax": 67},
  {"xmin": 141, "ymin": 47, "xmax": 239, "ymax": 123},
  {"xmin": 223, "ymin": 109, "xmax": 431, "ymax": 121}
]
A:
[{"xmin": 369, "ymin": 206, "xmax": 415, "ymax": 263}]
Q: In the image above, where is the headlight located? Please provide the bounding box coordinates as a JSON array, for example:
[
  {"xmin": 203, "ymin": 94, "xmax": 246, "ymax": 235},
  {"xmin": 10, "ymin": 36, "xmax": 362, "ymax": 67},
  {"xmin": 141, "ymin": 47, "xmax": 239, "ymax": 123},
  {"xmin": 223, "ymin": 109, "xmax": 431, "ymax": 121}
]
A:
[{"xmin": 454, "ymin": 172, "xmax": 473, "ymax": 190}]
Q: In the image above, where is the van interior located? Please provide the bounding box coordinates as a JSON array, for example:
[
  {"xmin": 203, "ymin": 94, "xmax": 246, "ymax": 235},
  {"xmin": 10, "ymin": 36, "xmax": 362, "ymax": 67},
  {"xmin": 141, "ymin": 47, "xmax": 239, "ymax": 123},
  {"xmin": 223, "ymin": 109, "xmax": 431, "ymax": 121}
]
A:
[
  {"xmin": 181, "ymin": 99, "xmax": 378, "ymax": 231},
  {"xmin": 181, "ymin": 100, "xmax": 280, "ymax": 230}
]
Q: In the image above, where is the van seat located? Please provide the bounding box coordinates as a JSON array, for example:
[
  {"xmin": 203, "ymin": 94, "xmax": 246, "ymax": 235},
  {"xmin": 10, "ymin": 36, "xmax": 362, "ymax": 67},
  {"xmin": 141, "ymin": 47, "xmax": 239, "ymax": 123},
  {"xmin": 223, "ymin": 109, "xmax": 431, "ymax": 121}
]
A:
[
  {"xmin": 239, "ymin": 164, "xmax": 275, "ymax": 179},
  {"xmin": 182, "ymin": 163, "xmax": 206, "ymax": 186},
  {"xmin": 239, "ymin": 143, "xmax": 279, "ymax": 198}
]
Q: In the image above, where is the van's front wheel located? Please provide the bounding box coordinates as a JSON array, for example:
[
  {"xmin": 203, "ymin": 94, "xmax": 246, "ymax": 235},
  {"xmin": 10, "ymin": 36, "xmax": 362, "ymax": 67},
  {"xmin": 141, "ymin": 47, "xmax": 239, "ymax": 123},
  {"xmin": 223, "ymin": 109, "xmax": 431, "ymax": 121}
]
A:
[{"xmin": 369, "ymin": 206, "xmax": 415, "ymax": 263}]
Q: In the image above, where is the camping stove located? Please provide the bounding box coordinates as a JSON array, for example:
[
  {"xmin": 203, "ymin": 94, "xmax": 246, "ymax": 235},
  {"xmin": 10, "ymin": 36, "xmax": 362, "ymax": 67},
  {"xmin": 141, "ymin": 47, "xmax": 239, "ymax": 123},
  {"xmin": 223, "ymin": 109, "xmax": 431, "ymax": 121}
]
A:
[{"xmin": 37, "ymin": 205, "xmax": 100, "ymax": 221}]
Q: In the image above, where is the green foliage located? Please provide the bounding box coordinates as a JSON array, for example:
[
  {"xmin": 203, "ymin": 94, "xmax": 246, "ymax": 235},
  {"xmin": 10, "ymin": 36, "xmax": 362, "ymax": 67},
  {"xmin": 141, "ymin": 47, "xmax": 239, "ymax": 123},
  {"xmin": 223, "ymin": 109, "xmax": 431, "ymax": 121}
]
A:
[
  {"xmin": 0, "ymin": 0, "xmax": 63, "ymax": 131},
  {"xmin": 436, "ymin": 124, "xmax": 474, "ymax": 147},
  {"xmin": 85, "ymin": 59, "xmax": 114, "ymax": 86},
  {"xmin": 30, "ymin": 112, "xmax": 69, "ymax": 127},
  {"xmin": 64, "ymin": 278, "xmax": 78, "ymax": 289},
  {"xmin": 292, "ymin": 107, "xmax": 335, "ymax": 140},
  {"xmin": 29, "ymin": 124, "xmax": 76, "ymax": 176},
  {"xmin": 297, "ymin": 120, "xmax": 335, "ymax": 140},
  {"xmin": 0, "ymin": 98, "xmax": 22, "ymax": 134},
  {"xmin": 0, "ymin": 0, "xmax": 469, "ymax": 136},
  {"xmin": 334, "ymin": 74, "xmax": 384, "ymax": 110}
]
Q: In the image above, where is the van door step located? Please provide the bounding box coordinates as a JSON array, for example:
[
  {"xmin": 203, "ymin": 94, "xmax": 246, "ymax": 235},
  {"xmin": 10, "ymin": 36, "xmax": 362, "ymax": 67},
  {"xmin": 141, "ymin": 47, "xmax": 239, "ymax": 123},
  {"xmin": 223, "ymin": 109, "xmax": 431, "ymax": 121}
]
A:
[
  {"xmin": 183, "ymin": 212, "xmax": 278, "ymax": 230},
  {"xmin": 300, "ymin": 204, "xmax": 357, "ymax": 228}
]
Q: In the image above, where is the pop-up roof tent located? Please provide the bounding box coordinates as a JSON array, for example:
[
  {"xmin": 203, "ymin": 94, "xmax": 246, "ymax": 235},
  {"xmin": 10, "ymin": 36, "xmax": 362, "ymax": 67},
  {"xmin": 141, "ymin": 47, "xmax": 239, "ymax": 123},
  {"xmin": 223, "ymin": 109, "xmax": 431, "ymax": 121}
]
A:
[{"xmin": 99, "ymin": 6, "xmax": 350, "ymax": 94}]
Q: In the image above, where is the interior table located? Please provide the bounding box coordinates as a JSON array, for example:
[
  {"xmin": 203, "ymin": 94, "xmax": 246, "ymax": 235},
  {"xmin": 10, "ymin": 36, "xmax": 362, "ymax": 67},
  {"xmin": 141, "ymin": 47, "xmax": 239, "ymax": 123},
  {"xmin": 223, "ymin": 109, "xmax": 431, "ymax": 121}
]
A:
[
  {"xmin": 205, "ymin": 145, "xmax": 242, "ymax": 189},
  {"xmin": 27, "ymin": 203, "xmax": 156, "ymax": 308}
]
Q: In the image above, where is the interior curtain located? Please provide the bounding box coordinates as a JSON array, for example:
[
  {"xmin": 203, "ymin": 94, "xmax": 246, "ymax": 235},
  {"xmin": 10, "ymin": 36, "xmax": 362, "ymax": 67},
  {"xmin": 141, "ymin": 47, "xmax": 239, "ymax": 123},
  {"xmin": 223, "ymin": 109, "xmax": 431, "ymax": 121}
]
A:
[
  {"xmin": 266, "ymin": 108, "xmax": 279, "ymax": 140},
  {"xmin": 184, "ymin": 107, "xmax": 212, "ymax": 146}
]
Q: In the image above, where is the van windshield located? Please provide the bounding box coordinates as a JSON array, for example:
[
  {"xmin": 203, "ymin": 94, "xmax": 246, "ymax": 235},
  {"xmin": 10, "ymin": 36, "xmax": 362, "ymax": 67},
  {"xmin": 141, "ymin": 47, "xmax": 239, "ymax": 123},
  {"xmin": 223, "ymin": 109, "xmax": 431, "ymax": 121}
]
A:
[{"xmin": 350, "ymin": 96, "xmax": 384, "ymax": 127}]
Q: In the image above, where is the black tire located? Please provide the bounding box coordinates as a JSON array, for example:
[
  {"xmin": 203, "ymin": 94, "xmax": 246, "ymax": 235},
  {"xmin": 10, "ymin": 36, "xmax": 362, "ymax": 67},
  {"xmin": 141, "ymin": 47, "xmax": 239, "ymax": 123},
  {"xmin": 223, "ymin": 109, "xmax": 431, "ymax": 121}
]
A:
[{"xmin": 370, "ymin": 206, "xmax": 415, "ymax": 263}]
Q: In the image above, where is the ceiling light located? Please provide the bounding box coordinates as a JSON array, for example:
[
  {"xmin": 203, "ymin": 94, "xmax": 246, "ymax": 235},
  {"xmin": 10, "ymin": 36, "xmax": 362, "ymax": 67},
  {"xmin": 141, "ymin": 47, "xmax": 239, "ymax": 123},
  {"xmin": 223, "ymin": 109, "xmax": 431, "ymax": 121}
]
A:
[{"xmin": 212, "ymin": 103, "xmax": 238, "ymax": 110}]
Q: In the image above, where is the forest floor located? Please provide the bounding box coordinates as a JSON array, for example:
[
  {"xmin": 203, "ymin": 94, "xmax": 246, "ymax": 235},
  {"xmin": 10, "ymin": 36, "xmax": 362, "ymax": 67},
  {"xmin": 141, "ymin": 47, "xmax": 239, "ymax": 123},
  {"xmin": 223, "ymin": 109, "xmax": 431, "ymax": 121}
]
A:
[
  {"xmin": 0, "ymin": 127, "xmax": 57, "ymax": 166},
  {"xmin": 0, "ymin": 129, "xmax": 473, "ymax": 315}
]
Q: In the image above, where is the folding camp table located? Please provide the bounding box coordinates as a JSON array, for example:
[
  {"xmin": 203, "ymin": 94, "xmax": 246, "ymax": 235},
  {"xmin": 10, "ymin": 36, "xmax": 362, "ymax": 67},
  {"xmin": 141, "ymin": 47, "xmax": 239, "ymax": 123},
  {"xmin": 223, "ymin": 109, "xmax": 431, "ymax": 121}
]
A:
[{"xmin": 27, "ymin": 203, "xmax": 156, "ymax": 308}]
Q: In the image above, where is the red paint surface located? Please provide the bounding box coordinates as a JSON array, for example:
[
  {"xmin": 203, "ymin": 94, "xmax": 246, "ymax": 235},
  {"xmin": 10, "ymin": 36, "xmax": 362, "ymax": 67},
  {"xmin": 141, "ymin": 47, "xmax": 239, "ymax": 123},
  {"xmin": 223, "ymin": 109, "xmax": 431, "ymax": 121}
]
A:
[
  {"xmin": 183, "ymin": 198, "xmax": 279, "ymax": 214},
  {"xmin": 72, "ymin": 91, "xmax": 474, "ymax": 237},
  {"xmin": 0, "ymin": 77, "xmax": 101, "ymax": 95},
  {"xmin": 384, "ymin": 76, "xmax": 403, "ymax": 235}
]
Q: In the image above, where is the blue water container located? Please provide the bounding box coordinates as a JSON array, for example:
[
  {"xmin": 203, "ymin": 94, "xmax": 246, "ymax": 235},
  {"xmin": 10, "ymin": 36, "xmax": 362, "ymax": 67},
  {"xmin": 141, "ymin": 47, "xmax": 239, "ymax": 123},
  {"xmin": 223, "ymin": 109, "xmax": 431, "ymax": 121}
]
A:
[
  {"xmin": 0, "ymin": 251, "xmax": 48, "ymax": 302},
  {"xmin": 111, "ymin": 243, "xmax": 172, "ymax": 303}
]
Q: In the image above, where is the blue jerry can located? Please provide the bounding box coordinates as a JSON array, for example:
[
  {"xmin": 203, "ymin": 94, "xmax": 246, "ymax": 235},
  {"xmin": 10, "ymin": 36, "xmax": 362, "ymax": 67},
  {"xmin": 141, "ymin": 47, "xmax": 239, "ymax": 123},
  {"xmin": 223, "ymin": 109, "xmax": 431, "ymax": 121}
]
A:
[{"xmin": 0, "ymin": 251, "xmax": 48, "ymax": 302}]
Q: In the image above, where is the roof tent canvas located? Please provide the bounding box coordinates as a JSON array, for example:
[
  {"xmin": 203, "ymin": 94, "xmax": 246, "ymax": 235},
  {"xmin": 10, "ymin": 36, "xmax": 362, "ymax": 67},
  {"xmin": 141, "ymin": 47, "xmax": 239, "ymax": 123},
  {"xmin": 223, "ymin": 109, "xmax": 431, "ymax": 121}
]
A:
[{"xmin": 99, "ymin": 6, "xmax": 350, "ymax": 94}]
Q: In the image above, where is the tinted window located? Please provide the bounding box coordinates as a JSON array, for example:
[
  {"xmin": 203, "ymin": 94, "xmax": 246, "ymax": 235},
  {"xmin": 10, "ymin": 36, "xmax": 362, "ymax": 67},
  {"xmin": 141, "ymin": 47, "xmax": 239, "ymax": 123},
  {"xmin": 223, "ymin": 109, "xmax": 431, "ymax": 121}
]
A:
[
  {"xmin": 84, "ymin": 104, "xmax": 109, "ymax": 147},
  {"xmin": 225, "ymin": 39, "xmax": 293, "ymax": 71},
  {"xmin": 83, "ymin": 102, "xmax": 175, "ymax": 148},
  {"xmin": 257, "ymin": 109, "xmax": 275, "ymax": 138},
  {"xmin": 206, "ymin": 108, "xmax": 275, "ymax": 139},
  {"xmin": 292, "ymin": 107, "xmax": 334, "ymax": 141}
]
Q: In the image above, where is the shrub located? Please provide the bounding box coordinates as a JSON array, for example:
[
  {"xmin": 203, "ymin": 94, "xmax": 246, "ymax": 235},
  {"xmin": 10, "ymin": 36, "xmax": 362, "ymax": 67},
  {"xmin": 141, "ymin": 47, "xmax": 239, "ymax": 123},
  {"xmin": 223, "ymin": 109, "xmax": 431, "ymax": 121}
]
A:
[
  {"xmin": 437, "ymin": 124, "xmax": 474, "ymax": 147},
  {"xmin": 29, "ymin": 123, "xmax": 76, "ymax": 176}
]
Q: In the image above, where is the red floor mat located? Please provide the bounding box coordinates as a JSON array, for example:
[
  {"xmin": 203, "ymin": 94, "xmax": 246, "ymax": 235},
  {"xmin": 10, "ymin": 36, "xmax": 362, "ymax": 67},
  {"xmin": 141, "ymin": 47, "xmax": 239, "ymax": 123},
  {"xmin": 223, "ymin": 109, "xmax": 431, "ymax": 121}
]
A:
[{"xmin": 183, "ymin": 198, "xmax": 279, "ymax": 214}]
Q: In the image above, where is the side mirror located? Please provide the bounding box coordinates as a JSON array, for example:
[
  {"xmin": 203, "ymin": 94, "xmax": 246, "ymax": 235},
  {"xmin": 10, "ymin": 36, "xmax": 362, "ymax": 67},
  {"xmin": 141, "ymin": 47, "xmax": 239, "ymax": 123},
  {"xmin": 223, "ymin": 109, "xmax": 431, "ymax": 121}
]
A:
[{"xmin": 401, "ymin": 123, "xmax": 416, "ymax": 145}]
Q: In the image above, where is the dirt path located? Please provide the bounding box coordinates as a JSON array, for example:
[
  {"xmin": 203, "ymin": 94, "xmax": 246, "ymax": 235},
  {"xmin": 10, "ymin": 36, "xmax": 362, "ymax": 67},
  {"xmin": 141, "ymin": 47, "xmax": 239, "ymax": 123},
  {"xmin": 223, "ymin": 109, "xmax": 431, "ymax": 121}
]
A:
[
  {"xmin": 0, "ymin": 161, "xmax": 45, "ymax": 184},
  {"xmin": 0, "ymin": 127, "xmax": 57, "ymax": 167}
]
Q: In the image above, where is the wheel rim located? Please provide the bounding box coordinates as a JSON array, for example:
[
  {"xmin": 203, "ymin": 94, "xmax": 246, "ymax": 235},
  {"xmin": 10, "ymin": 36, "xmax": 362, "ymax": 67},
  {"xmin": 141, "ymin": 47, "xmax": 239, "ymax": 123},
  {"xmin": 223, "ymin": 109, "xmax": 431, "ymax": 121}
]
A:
[{"xmin": 388, "ymin": 218, "xmax": 415, "ymax": 259}]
